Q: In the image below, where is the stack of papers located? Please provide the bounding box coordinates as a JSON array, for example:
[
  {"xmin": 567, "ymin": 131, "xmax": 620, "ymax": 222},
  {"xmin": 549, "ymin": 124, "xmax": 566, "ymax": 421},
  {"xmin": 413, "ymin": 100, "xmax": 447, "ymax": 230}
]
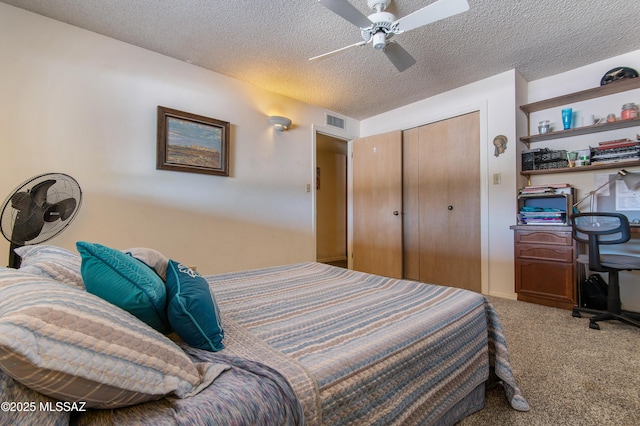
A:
[
  {"xmin": 519, "ymin": 183, "xmax": 571, "ymax": 195},
  {"xmin": 519, "ymin": 206, "xmax": 566, "ymax": 224}
]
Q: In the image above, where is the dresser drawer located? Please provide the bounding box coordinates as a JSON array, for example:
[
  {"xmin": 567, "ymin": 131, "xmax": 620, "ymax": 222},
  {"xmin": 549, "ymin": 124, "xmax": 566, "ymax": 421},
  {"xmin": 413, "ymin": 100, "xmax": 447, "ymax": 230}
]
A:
[
  {"xmin": 511, "ymin": 226, "xmax": 577, "ymax": 310},
  {"xmin": 515, "ymin": 259, "xmax": 575, "ymax": 304},
  {"xmin": 515, "ymin": 230, "xmax": 573, "ymax": 246},
  {"xmin": 516, "ymin": 244, "xmax": 574, "ymax": 263}
]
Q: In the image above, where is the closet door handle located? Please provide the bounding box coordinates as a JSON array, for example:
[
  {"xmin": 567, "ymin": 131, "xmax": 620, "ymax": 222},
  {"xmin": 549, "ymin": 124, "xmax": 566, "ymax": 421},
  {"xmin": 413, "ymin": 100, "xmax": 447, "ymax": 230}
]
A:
[
  {"xmin": 393, "ymin": 211, "xmax": 399, "ymax": 216},
  {"xmin": 448, "ymin": 205, "xmax": 453, "ymax": 211}
]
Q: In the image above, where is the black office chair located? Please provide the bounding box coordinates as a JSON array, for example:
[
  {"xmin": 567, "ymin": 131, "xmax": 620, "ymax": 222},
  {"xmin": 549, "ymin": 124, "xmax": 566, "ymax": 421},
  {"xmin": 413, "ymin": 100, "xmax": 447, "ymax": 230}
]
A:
[{"xmin": 570, "ymin": 212, "xmax": 640, "ymax": 330}]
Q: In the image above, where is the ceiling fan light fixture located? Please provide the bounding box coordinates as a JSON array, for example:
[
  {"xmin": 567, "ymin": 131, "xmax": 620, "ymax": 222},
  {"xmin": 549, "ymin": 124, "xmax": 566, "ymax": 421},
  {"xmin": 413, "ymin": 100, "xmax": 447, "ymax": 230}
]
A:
[
  {"xmin": 269, "ymin": 116, "xmax": 292, "ymax": 131},
  {"xmin": 372, "ymin": 31, "xmax": 386, "ymax": 50}
]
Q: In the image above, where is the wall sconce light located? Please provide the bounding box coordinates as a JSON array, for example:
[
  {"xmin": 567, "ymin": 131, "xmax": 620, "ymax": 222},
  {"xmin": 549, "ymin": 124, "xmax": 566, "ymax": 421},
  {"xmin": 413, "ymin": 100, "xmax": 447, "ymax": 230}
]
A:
[{"xmin": 268, "ymin": 116, "xmax": 292, "ymax": 132}]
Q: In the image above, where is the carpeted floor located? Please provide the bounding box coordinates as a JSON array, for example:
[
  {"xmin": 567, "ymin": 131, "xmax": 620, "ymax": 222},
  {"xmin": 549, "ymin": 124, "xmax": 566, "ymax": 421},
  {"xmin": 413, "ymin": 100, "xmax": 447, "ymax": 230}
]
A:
[{"xmin": 459, "ymin": 296, "xmax": 640, "ymax": 425}]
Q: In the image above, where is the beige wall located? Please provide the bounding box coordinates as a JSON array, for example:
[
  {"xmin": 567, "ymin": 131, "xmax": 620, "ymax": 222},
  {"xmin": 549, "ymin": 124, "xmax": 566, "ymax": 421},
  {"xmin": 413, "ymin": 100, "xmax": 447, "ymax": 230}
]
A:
[{"xmin": 0, "ymin": 4, "xmax": 358, "ymax": 274}]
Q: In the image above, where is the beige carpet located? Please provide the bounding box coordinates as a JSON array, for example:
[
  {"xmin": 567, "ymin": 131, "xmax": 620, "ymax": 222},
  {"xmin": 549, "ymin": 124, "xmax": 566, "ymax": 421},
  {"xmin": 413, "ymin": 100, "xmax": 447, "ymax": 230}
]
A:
[{"xmin": 459, "ymin": 296, "xmax": 640, "ymax": 426}]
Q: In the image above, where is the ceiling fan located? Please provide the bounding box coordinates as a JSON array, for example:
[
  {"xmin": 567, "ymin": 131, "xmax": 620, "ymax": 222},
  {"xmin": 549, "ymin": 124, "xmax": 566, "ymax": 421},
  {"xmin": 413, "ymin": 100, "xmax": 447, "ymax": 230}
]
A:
[{"xmin": 310, "ymin": 0, "xmax": 469, "ymax": 72}]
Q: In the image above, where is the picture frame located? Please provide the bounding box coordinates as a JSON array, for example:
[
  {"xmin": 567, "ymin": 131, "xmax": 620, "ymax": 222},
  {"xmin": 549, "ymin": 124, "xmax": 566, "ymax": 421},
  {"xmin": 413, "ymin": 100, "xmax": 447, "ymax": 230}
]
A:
[{"xmin": 157, "ymin": 106, "xmax": 230, "ymax": 176}]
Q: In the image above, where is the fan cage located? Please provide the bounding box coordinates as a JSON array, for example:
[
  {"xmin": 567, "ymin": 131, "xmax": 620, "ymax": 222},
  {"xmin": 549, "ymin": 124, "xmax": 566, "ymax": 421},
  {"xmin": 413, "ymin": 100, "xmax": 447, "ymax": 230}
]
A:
[{"xmin": 1, "ymin": 173, "xmax": 82, "ymax": 245}]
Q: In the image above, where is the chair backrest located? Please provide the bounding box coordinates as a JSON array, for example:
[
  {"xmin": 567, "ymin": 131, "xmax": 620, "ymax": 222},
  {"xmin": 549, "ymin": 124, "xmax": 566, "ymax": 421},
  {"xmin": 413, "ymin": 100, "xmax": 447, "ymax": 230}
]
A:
[{"xmin": 570, "ymin": 213, "xmax": 631, "ymax": 271}]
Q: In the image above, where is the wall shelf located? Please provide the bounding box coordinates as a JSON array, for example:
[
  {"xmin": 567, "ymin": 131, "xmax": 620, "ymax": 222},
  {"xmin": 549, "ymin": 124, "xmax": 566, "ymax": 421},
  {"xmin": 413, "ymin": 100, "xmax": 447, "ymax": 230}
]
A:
[
  {"xmin": 521, "ymin": 159, "xmax": 640, "ymax": 177},
  {"xmin": 520, "ymin": 117, "xmax": 640, "ymax": 144},
  {"xmin": 520, "ymin": 78, "xmax": 640, "ymax": 114},
  {"xmin": 519, "ymin": 78, "xmax": 640, "ymax": 177}
]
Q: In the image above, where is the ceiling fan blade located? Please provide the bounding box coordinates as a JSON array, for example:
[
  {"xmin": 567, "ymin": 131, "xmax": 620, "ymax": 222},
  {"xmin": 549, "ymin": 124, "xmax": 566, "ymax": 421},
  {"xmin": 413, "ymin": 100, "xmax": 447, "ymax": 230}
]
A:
[
  {"xmin": 394, "ymin": 0, "xmax": 469, "ymax": 33},
  {"xmin": 384, "ymin": 42, "xmax": 416, "ymax": 72},
  {"xmin": 309, "ymin": 40, "xmax": 368, "ymax": 61},
  {"xmin": 318, "ymin": 0, "xmax": 372, "ymax": 28}
]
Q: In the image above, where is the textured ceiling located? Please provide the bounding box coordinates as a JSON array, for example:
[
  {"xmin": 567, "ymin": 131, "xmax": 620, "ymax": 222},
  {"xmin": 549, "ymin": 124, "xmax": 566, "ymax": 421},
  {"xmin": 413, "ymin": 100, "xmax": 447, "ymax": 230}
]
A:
[{"xmin": 3, "ymin": 0, "xmax": 640, "ymax": 119}]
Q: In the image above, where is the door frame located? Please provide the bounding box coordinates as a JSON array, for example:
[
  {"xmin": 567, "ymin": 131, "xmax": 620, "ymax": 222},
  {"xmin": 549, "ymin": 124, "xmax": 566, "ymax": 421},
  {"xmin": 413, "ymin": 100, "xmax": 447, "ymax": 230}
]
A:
[{"xmin": 312, "ymin": 126, "xmax": 356, "ymax": 268}]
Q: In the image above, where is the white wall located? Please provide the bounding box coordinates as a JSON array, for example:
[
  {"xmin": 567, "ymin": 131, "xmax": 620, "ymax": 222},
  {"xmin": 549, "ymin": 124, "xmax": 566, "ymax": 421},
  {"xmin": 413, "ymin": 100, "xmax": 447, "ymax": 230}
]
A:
[
  {"xmin": 360, "ymin": 70, "xmax": 521, "ymax": 299},
  {"xmin": 524, "ymin": 50, "xmax": 640, "ymax": 311},
  {"xmin": 0, "ymin": 4, "xmax": 358, "ymax": 274}
]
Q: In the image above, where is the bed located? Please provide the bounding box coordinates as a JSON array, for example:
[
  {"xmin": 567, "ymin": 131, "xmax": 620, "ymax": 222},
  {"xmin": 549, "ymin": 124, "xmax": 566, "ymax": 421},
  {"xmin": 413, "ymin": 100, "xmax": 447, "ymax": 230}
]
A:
[{"xmin": 0, "ymin": 245, "xmax": 528, "ymax": 425}]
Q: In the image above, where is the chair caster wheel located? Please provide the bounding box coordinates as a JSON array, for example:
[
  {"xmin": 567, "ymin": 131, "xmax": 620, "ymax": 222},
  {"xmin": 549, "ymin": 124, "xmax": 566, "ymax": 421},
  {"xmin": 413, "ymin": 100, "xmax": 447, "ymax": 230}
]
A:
[
  {"xmin": 589, "ymin": 321, "xmax": 600, "ymax": 330},
  {"xmin": 572, "ymin": 310, "xmax": 581, "ymax": 318}
]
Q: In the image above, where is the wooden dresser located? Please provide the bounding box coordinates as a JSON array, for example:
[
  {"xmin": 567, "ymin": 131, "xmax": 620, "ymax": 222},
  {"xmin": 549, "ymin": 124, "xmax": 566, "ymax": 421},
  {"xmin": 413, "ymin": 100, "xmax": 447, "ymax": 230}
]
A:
[{"xmin": 510, "ymin": 225, "xmax": 577, "ymax": 310}]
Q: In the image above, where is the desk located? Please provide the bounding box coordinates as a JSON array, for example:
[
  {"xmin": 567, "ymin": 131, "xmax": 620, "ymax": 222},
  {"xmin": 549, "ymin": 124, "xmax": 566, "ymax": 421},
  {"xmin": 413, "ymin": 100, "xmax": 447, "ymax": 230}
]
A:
[{"xmin": 511, "ymin": 225, "xmax": 577, "ymax": 310}]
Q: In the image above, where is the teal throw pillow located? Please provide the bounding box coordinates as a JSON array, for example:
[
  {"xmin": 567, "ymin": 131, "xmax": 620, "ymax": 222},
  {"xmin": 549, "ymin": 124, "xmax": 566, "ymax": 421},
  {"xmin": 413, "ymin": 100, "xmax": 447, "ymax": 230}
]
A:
[
  {"xmin": 165, "ymin": 260, "xmax": 224, "ymax": 351},
  {"xmin": 76, "ymin": 241, "xmax": 170, "ymax": 333}
]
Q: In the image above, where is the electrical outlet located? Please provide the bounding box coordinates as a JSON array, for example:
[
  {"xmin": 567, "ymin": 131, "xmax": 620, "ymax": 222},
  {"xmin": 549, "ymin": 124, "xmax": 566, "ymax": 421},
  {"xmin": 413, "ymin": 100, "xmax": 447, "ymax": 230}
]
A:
[{"xmin": 493, "ymin": 173, "xmax": 501, "ymax": 185}]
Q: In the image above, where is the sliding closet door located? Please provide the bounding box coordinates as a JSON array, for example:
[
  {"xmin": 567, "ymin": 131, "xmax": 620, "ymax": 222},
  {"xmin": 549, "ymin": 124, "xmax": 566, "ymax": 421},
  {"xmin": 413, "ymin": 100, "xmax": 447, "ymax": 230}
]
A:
[
  {"xmin": 402, "ymin": 126, "xmax": 421, "ymax": 280},
  {"xmin": 352, "ymin": 131, "xmax": 403, "ymax": 278},
  {"xmin": 403, "ymin": 112, "xmax": 481, "ymax": 291}
]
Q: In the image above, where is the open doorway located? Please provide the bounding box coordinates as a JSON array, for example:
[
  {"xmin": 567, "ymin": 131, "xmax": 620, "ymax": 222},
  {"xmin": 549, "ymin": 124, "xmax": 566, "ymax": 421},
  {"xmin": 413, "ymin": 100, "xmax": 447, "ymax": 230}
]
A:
[{"xmin": 316, "ymin": 132, "xmax": 348, "ymax": 268}]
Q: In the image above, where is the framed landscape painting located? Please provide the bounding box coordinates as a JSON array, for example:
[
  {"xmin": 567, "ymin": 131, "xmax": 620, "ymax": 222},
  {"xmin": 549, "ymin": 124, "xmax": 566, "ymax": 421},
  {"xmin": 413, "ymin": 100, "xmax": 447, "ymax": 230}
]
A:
[{"xmin": 157, "ymin": 106, "xmax": 230, "ymax": 176}]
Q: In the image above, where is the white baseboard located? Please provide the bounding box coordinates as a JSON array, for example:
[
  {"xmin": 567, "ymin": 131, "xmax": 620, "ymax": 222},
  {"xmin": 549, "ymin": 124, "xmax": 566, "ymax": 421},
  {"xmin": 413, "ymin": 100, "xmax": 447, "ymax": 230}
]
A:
[
  {"xmin": 622, "ymin": 303, "xmax": 640, "ymax": 313},
  {"xmin": 486, "ymin": 291, "xmax": 518, "ymax": 300}
]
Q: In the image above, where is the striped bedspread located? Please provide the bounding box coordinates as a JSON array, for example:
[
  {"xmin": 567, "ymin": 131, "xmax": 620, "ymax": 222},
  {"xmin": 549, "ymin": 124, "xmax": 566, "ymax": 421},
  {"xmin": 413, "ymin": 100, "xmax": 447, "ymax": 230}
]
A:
[{"xmin": 207, "ymin": 262, "xmax": 529, "ymax": 425}]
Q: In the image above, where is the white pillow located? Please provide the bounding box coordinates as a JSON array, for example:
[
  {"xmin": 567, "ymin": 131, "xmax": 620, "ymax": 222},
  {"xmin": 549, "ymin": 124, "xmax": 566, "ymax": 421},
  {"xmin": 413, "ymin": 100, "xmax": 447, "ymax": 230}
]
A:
[
  {"xmin": 14, "ymin": 245, "xmax": 84, "ymax": 289},
  {"xmin": 0, "ymin": 268, "xmax": 228, "ymax": 409},
  {"xmin": 123, "ymin": 247, "xmax": 169, "ymax": 281}
]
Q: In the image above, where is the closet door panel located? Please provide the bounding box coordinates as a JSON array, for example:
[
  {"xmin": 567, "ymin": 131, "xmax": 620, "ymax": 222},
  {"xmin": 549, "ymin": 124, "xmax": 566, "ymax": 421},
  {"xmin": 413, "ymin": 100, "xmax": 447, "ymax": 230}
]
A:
[
  {"xmin": 415, "ymin": 112, "xmax": 481, "ymax": 291},
  {"xmin": 418, "ymin": 118, "xmax": 453, "ymax": 286},
  {"xmin": 445, "ymin": 112, "xmax": 481, "ymax": 291},
  {"xmin": 402, "ymin": 127, "xmax": 421, "ymax": 281},
  {"xmin": 352, "ymin": 131, "xmax": 403, "ymax": 278}
]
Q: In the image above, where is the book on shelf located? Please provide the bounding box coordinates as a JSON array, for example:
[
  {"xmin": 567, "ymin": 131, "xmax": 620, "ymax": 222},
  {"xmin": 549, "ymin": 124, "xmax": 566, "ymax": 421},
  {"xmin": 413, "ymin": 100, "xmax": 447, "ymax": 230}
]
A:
[
  {"xmin": 598, "ymin": 138, "xmax": 634, "ymax": 146},
  {"xmin": 520, "ymin": 188, "xmax": 554, "ymax": 194},
  {"xmin": 595, "ymin": 138, "xmax": 639, "ymax": 150},
  {"xmin": 590, "ymin": 140, "xmax": 640, "ymax": 162},
  {"xmin": 521, "ymin": 218, "xmax": 566, "ymax": 224},
  {"xmin": 517, "ymin": 211, "xmax": 567, "ymax": 225},
  {"xmin": 519, "ymin": 183, "xmax": 571, "ymax": 195},
  {"xmin": 520, "ymin": 211, "xmax": 564, "ymax": 217},
  {"xmin": 596, "ymin": 142, "xmax": 638, "ymax": 150},
  {"xmin": 524, "ymin": 183, "xmax": 571, "ymax": 188},
  {"xmin": 519, "ymin": 206, "xmax": 566, "ymax": 225},
  {"xmin": 590, "ymin": 157, "xmax": 640, "ymax": 165}
]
